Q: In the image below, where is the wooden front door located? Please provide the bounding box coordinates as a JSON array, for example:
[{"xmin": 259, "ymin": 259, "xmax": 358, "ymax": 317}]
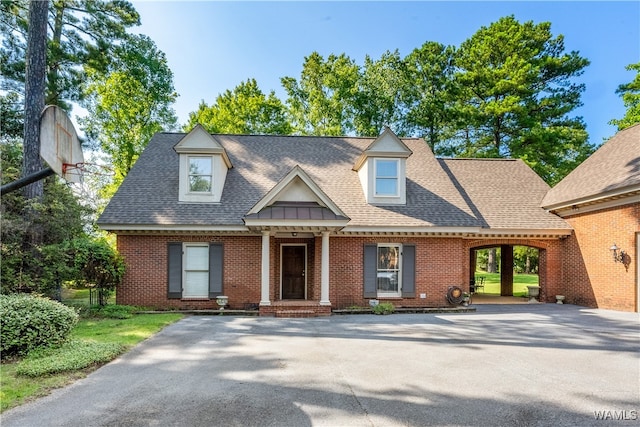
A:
[{"xmin": 281, "ymin": 245, "xmax": 306, "ymax": 299}]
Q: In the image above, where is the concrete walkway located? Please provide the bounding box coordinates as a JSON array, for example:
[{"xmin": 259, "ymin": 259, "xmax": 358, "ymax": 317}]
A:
[{"xmin": 2, "ymin": 304, "xmax": 639, "ymax": 426}]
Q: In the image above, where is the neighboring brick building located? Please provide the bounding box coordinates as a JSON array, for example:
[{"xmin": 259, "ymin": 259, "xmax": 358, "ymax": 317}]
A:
[
  {"xmin": 98, "ymin": 125, "xmax": 637, "ymax": 315},
  {"xmin": 543, "ymin": 124, "xmax": 640, "ymax": 312}
]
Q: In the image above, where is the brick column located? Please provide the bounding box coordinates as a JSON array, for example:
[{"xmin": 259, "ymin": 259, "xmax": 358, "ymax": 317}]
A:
[{"xmin": 500, "ymin": 245, "xmax": 514, "ymax": 296}]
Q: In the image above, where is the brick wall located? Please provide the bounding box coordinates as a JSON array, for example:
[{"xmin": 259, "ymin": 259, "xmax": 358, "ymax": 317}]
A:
[
  {"xmin": 328, "ymin": 236, "xmax": 467, "ymax": 308},
  {"xmin": 559, "ymin": 202, "xmax": 639, "ymax": 312},
  {"xmin": 117, "ymin": 233, "xmax": 570, "ymax": 311},
  {"xmin": 117, "ymin": 235, "xmax": 262, "ymax": 310}
]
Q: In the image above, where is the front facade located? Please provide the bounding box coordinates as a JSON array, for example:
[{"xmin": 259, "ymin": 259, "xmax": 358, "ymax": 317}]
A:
[
  {"xmin": 543, "ymin": 124, "xmax": 640, "ymax": 312},
  {"xmin": 99, "ymin": 126, "xmax": 573, "ymax": 315}
]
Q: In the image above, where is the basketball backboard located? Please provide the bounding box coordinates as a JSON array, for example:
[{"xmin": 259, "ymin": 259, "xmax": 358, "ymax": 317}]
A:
[{"xmin": 39, "ymin": 105, "xmax": 84, "ymax": 183}]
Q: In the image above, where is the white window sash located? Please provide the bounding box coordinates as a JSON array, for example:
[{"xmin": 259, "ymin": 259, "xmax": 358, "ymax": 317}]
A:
[{"xmin": 183, "ymin": 244, "xmax": 209, "ymax": 298}]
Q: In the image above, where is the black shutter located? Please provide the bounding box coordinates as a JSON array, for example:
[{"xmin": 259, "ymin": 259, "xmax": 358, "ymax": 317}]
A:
[
  {"xmin": 209, "ymin": 243, "xmax": 224, "ymax": 298},
  {"xmin": 363, "ymin": 244, "xmax": 377, "ymax": 298},
  {"xmin": 167, "ymin": 243, "xmax": 182, "ymax": 299},
  {"xmin": 402, "ymin": 244, "xmax": 416, "ymax": 298}
]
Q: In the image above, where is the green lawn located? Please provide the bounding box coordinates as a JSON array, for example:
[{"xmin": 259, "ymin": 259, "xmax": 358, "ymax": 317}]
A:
[
  {"xmin": 1, "ymin": 312, "xmax": 183, "ymax": 412},
  {"xmin": 474, "ymin": 272, "xmax": 539, "ymax": 296}
]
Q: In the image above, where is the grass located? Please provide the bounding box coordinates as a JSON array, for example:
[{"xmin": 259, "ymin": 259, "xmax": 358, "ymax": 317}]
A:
[
  {"xmin": 0, "ymin": 311, "xmax": 183, "ymax": 413},
  {"xmin": 474, "ymin": 272, "xmax": 539, "ymax": 296}
]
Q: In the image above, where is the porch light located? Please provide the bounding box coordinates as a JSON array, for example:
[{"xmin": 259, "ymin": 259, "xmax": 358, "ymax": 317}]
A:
[
  {"xmin": 611, "ymin": 243, "xmax": 631, "ymax": 272},
  {"xmin": 610, "ymin": 243, "xmax": 626, "ymax": 263}
]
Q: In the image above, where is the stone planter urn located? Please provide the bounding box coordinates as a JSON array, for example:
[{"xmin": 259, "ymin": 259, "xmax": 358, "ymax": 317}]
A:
[
  {"xmin": 527, "ymin": 286, "xmax": 540, "ymax": 303},
  {"xmin": 462, "ymin": 293, "xmax": 471, "ymax": 306},
  {"xmin": 555, "ymin": 295, "xmax": 565, "ymax": 304},
  {"xmin": 216, "ymin": 295, "xmax": 228, "ymax": 312}
]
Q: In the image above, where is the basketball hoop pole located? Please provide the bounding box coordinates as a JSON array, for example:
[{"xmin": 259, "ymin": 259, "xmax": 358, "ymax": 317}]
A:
[{"xmin": 0, "ymin": 167, "xmax": 55, "ymax": 196}]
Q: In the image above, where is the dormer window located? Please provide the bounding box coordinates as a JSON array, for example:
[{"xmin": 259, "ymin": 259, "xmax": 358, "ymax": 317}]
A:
[
  {"xmin": 353, "ymin": 128, "xmax": 412, "ymax": 205},
  {"xmin": 374, "ymin": 159, "xmax": 399, "ymax": 197},
  {"xmin": 175, "ymin": 124, "xmax": 232, "ymax": 203},
  {"xmin": 189, "ymin": 156, "xmax": 213, "ymax": 193}
]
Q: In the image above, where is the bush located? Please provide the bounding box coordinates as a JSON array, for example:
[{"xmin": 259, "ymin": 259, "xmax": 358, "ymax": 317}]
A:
[
  {"xmin": 373, "ymin": 302, "xmax": 395, "ymax": 315},
  {"xmin": 89, "ymin": 304, "xmax": 136, "ymax": 319},
  {"xmin": 16, "ymin": 340, "xmax": 125, "ymax": 377},
  {"xmin": 0, "ymin": 294, "xmax": 79, "ymax": 358}
]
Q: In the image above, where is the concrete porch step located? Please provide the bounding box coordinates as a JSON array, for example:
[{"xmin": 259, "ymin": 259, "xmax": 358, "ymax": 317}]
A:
[{"xmin": 274, "ymin": 309, "xmax": 316, "ymax": 318}]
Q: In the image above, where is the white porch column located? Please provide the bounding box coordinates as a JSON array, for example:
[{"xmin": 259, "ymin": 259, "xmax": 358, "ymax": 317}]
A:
[
  {"xmin": 320, "ymin": 231, "xmax": 331, "ymax": 306},
  {"xmin": 260, "ymin": 230, "xmax": 271, "ymax": 306}
]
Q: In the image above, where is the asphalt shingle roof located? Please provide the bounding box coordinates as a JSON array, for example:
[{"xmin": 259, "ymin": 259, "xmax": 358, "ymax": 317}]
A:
[
  {"xmin": 542, "ymin": 124, "xmax": 640, "ymax": 208},
  {"xmin": 440, "ymin": 158, "xmax": 570, "ymax": 230},
  {"xmin": 98, "ymin": 132, "xmax": 570, "ymax": 232}
]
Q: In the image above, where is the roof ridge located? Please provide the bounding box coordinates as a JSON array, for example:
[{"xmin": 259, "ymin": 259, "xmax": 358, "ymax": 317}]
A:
[
  {"xmin": 162, "ymin": 131, "xmax": 424, "ymax": 141},
  {"xmin": 440, "ymin": 157, "xmax": 518, "ymax": 161}
]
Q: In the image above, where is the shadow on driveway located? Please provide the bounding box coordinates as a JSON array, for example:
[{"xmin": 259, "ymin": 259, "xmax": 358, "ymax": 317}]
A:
[{"xmin": 2, "ymin": 304, "xmax": 639, "ymax": 426}]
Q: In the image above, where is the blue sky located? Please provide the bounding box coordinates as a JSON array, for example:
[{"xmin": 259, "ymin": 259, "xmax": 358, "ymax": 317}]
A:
[{"xmin": 130, "ymin": 1, "xmax": 639, "ymax": 146}]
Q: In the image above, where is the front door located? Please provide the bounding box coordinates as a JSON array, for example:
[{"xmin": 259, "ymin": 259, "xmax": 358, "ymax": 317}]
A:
[{"xmin": 281, "ymin": 245, "xmax": 306, "ymax": 299}]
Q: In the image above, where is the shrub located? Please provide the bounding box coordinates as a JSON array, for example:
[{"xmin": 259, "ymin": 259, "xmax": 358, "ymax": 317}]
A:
[
  {"xmin": 0, "ymin": 294, "xmax": 79, "ymax": 358},
  {"xmin": 90, "ymin": 304, "xmax": 136, "ymax": 319},
  {"xmin": 373, "ymin": 302, "xmax": 395, "ymax": 315},
  {"xmin": 16, "ymin": 340, "xmax": 125, "ymax": 377}
]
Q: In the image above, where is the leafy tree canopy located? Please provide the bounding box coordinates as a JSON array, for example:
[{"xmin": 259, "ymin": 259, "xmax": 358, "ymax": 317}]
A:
[
  {"xmin": 353, "ymin": 50, "xmax": 407, "ymax": 137},
  {"xmin": 448, "ymin": 15, "xmax": 593, "ymax": 184},
  {"xmin": 80, "ymin": 33, "xmax": 178, "ymax": 196},
  {"xmin": 609, "ymin": 62, "xmax": 640, "ymax": 131},
  {"xmin": 0, "ymin": 0, "xmax": 140, "ymax": 110},
  {"xmin": 184, "ymin": 78, "xmax": 291, "ymax": 135},
  {"xmin": 282, "ymin": 52, "xmax": 359, "ymax": 136}
]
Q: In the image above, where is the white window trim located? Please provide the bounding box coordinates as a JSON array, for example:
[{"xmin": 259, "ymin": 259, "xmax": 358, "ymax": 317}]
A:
[
  {"xmin": 187, "ymin": 155, "xmax": 213, "ymax": 195},
  {"xmin": 376, "ymin": 243, "xmax": 402, "ymax": 297},
  {"xmin": 182, "ymin": 243, "xmax": 209, "ymax": 299},
  {"xmin": 374, "ymin": 158, "xmax": 400, "ymax": 198}
]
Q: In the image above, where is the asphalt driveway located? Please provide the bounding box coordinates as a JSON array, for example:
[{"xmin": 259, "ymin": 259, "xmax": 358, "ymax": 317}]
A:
[{"xmin": 2, "ymin": 304, "xmax": 639, "ymax": 427}]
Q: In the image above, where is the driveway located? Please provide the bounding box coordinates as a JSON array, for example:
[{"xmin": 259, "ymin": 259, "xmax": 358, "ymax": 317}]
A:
[{"xmin": 2, "ymin": 304, "xmax": 639, "ymax": 426}]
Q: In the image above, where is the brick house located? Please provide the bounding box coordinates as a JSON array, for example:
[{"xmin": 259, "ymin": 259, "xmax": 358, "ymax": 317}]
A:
[
  {"xmin": 543, "ymin": 124, "xmax": 640, "ymax": 312},
  {"xmin": 98, "ymin": 126, "xmax": 580, "ymax": 316}
]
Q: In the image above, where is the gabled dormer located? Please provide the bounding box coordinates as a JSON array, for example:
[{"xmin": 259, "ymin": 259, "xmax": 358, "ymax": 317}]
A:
[
  {"xmin": 353, "ymin": 127, "xmax": 412, "ymax": 205},
  {"xmin": 244, "ymin": 165, "xmax": 349, "ymax": 229},
  {"xmin": 174, "ymin": 124, "xmax": 232, "ymax": 203}
]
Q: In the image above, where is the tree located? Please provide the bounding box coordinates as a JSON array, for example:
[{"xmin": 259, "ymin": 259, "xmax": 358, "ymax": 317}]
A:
[
  {"xmin": 0, "ymin": 0, "xmax": 140, "ymax": 110},
  {"xmin": 21, "ymin": 0, "xmax": 47, "ymax": 234},
  {"xmin": 450, "ymin": 16, "xmax": 593, "ymax": 184},
  {"xmin": 80, "ymin": 34, "xmax": 178, "ymax": 195},
  {"xmin": 184, "ymin": 79, "xmax": 291, "ymax": 135},
  {"xmin": 513, "ymin": 246, "xmax": 539, "ymax": 274},
  {"xmin": 353, "ymin": 50, "xmax": 407, "ymax": 137},
  {"xmin": 1, "ymin": 139, "xmax": 89, "ymax": 296},
  {"xmin": 282, "ymin": 52, "xmax": 359, "ymax": 136},
  {"xmin": 402, "ymin": 42, "xmax": 457, "ymax": 152},
  {"xmin": 610, "ymin": 62, "xmax": 640, "ymax": 131}
]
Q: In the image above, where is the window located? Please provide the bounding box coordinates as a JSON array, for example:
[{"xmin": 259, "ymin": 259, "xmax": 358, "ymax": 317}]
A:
[
  {"xmin": 168, "ymin": 242, "xmax": 223, "ymax": 299},
  {"xmin": 189, "ymin": 156, "xmax": 212, "ymax": 193},
  {"xmin": 364, "ymin": 243, "xmax": 415, "ymax": 299},
  {"xmin": 377, "ymin": 244, "xmax": 401, "ymax": 296},
  {"xmin": 183, "ymin": 244, "xmax": 209, "ymax": 298},
  {"xmin": 374, "ymin": 159, "xmax": 399, "ymax": 197}
]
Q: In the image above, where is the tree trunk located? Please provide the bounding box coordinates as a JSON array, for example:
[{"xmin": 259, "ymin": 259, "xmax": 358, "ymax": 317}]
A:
[
  {"xmin": 23, "ymin": 0, "xmax": 49, "ymax": 249},
  {"xmin": 487, "ymin": 248, "xmax": 497, "ymax": 273},
  {"xmin": 22, "ymin": 0, "xmax": 49, "ymax": 202}
]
